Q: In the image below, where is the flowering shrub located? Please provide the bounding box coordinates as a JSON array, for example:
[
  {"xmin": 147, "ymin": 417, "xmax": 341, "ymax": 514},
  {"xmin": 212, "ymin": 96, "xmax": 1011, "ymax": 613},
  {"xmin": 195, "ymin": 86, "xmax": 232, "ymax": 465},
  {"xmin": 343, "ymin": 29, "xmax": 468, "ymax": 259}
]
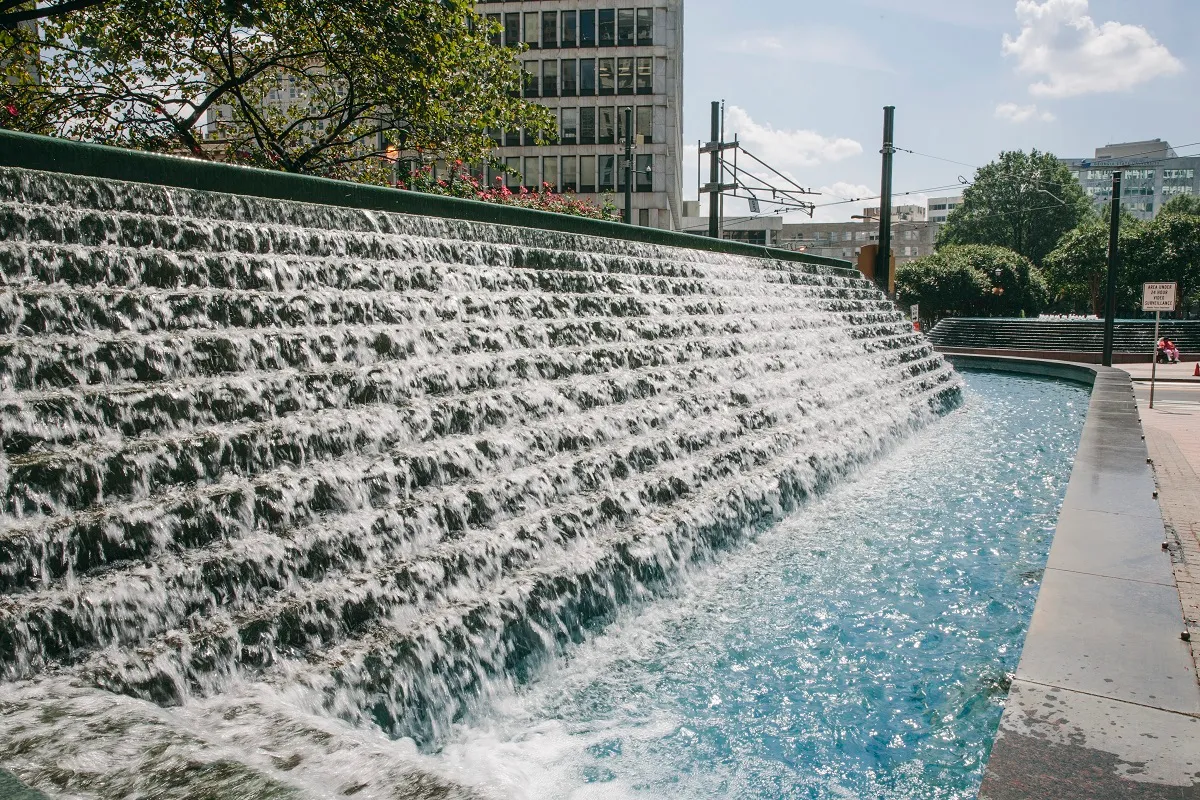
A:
[{"xmin": 399, "ymin": 162, "xmax": 619, "ymax": 221}]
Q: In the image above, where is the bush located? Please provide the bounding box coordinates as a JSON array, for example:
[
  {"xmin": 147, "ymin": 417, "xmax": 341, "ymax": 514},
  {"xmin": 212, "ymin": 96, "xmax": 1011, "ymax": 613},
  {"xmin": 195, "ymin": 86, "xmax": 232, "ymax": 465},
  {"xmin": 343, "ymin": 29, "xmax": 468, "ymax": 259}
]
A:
[
  {"xmin": 399, "ymin": 162, "xmax": 619, "ymax": 221},
  {"xmin": 897, "ymin": 244, "xmax": 1046, "ymax": 325}
]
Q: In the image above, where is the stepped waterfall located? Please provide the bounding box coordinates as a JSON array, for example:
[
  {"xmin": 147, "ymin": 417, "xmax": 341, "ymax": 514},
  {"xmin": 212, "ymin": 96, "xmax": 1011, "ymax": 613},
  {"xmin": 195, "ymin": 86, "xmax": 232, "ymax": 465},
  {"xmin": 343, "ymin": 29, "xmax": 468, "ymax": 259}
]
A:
[{"xmin": 0, "ymin": 166, "xmax": 961, "ymax": 797}]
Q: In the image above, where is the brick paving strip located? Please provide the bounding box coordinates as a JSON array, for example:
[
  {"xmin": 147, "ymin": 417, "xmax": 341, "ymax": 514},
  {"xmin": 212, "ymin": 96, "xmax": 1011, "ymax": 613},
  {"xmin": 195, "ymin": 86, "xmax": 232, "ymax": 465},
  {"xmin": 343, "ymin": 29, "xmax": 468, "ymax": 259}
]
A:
[{"xmin": 1139, "ymin": 400, "xmax": 1200, "ymax": 679}]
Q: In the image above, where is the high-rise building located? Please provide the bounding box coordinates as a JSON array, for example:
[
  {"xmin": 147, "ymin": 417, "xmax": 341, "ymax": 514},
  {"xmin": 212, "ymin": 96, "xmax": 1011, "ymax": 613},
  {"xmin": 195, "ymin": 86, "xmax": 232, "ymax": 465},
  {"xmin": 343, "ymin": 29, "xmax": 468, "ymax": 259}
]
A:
[
  {"xmin": 1062, "ymin": 140, "xmax": 1200, "ymax": 221},
  {"xmin": 476, "ymin": 0, "xmax": 684, "ymax": 230},
  {"xmin": 926, "ymin": 195, "xmax": 962, "ymax": 224}
]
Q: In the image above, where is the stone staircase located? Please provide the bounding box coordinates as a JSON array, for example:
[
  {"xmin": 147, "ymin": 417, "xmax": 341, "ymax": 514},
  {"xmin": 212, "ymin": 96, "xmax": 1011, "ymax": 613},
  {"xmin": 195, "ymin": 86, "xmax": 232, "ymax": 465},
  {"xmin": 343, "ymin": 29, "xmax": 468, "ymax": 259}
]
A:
[{"xmin": 928, "ymin": 318, "xmax": 1200, "ymax": 362}]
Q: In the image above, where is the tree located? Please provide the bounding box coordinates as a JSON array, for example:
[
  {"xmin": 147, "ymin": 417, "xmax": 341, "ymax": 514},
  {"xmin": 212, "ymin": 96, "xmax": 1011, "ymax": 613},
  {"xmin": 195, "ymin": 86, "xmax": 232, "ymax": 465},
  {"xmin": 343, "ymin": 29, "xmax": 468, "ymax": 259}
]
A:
[
  {"xmin": 1043, "ymin": 204, "xmax": 1200, "ymax": 317},
  {"xmin": 1041, "ymin": 219, "xmax": 1109, "ymax": 316},
  {"xmin": 936, "ymin": 149, "xmax": 1092, "ymax": 266},
  {"xmin": 1, "ymin": 0, "xmax": 108, "ymax": 27},
  {"xmin": 1160, "ymin": 194, "xmax": 1200, "ymax": 217},
  {"xmin": 896, "ymin": 244, "xmax": 1045, "ymax": 325},
  {"xmin": 895, "ymin": 254, "xmax": 989, "ymax": 326},
  {"xmin": 1144, "ymin": 209, "xmax": 1200, "ymax": 317},
  {"xmin": 1, "ymin": 0, "xmax": 554, "ymax": 181}
]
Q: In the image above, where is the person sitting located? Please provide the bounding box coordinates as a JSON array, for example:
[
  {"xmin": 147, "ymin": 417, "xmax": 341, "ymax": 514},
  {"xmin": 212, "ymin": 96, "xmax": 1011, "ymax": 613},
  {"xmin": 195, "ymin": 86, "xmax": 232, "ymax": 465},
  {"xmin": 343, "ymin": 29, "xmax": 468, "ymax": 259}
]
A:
[
  {"xmin": 1157, "ymin": 338, "xmax": 1181, "ymax": 363},
  {"xmin": 1156, "ymin": 338, "xmax": 1174, "ymax": 363}
]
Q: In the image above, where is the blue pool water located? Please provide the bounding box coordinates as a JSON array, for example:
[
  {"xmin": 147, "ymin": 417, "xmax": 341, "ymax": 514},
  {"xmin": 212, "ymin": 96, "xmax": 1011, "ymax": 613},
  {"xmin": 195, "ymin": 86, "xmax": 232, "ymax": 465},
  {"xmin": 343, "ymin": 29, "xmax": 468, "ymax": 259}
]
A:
[{"xmin": 436, "ymin": 371, "xmax": 1091, "ymax": 799}]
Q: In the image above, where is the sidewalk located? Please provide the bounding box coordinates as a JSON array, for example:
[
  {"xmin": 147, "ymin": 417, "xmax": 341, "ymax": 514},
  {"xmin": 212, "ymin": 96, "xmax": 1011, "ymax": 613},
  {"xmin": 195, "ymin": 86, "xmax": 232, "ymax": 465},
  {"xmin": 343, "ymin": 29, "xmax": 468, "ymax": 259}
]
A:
[
  {"xmin": 1125, "ymin": 369, "xmax": 1200, "ymax": 679},
  {"xmin": 1122, "ymin": 360, "xmax": 1200, "ymax": 382}
]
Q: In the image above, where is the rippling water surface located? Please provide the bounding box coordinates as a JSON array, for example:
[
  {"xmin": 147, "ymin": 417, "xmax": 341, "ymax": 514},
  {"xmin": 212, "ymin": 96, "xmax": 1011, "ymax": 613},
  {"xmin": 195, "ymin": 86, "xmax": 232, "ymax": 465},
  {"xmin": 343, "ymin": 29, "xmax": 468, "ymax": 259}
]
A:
[{"xmin": 434, "ymin": 371, "xmax": 1089, "ymax": 799}]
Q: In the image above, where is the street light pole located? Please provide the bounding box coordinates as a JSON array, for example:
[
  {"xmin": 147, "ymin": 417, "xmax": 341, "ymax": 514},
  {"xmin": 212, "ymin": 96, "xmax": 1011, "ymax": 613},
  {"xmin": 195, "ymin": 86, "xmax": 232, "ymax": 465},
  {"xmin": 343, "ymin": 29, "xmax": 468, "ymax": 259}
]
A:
[
  {"xmin": 1102, "ymin": 171, "xmax": 1122, "ymax": 367},
  {"xmin": 623, "ymin": 107, "xmax": 633, "ymax": 225}
]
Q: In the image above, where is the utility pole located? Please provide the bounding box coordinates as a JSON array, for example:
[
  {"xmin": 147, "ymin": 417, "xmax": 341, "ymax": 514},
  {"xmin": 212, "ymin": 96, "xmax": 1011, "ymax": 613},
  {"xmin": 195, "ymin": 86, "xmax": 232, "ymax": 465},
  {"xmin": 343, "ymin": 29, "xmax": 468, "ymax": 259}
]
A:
[
  {"xmin": 708, "ymin": 101, "xmax": 720, "ymax": 238},
  {"xmin": 623, "ymin": 107, "xmax": 633, "ymax": 225},
  {"xmin": 1102, "ymin": 171, "xmax": 1122, "ymax": 366},
  {"xmin": 876, "ymin": 106, "xmax": 896, "ymax": 294}
]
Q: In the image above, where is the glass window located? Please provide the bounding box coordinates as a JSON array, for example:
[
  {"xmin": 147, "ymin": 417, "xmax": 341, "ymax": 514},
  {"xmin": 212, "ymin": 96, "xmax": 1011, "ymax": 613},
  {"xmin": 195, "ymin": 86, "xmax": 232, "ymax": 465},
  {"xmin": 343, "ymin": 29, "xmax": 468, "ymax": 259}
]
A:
[
  {"xmin": 506, "ymin": 156, "xmax": 521, "ymax": 189},
  {"xmin": 504, "ymin": 128, "xmax": 520, "ymax": 147},
  {"xmin": 579, "ymin": 59, "xmax": 596, "ymax": 95},
  {"xmin": 598, "ymin": 58, "xmax": 615, "ymax": 95},
  {"xmin": 504, "ymin": 13, "xmax": 520, "ymax": 47},
  {"xmin": 579, "ymin": 107, "xmax": 596, "ymax": 144},
  {"xmin": 542, "ymin": 59, "xmax": 558, "ymax": 97},
  {"xmin": 579, "ymin": 10, "xmax": 596, "ymax": 46},
  {"xmin": 486, "ymin": 13, "xmax": 501, "ymax": 47},
  {"xmin": 543, "ymin": 156, "xmax": 558, "ymax": 191},
  {"xmin": 598, "ymin": 9, "xmax": 615, "ymax": 46},
  {"xmin": 522, "ymin": 61, "xmax": 538, "ymax": 97},
  {"xmin": 636, "ymin": 57, "xmax": 653, "ymax": 94},
  {"xmin": 562, "ymin": 156, "xmax": 578, "ymax": 192},
  {"xmin": 523, "ymin": 156, "xmax": 540, "ymax": 190},
  {"xmin": 580, "ymin": 155, "xmax": 596, "ymax": 193},
  {"xmin": 487, "ymin": 127, "xmax": 502, "ymax": 146},
  {"xmin": 561, "ymin": 59, "xmax": 577, "ymax": 96},
  {"xmin": 636, "ymin": 106, "xmax": 653, "ymax": 143},
  {"xmin": 599, "ymin": 106, "xmax": 616, "ymax": 144},
  {"xmin": 524, "ymin": 12, "xmax": 539, "ymax": 48},
  {"xmin": 636, "ymin": 8, "xmax": 653, "ymax": 45},
  {"xmin": 617, "ymin": 9, "xmax": 635, "ymax": 46},
  {"xmin": 561, "ymin": 107, "xmax": 578, "ymax": 144},
  {"xmin": 541, "ymin": 12, "xmax": 557, "ymax": 48},
  {"xmin": 617, "ymin": 57, "xmax": 634, "ymax": 94},
  {"xmin": 523, "ymin": 126, "xmax": 540, "ymax": 147},
  {"xmin": 636, "ymin": 154, "xmax": 653, "ymax": 192},
  {"xmin": 599, "ymin": 154, "xmax": 616, "ymax": 191},
  {"xmin": 639, "ymin": 208, "xmax": 650, "ymax": 226},
  {"xmin": 562, "ymin": 11, "xmax": 577, "ymax": 47}
]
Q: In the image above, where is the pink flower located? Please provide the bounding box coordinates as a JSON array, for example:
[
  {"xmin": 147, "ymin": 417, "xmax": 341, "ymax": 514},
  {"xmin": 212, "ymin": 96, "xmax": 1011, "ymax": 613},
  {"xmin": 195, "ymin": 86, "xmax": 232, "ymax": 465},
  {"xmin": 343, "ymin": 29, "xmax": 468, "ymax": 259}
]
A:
[{"xmin": 4, "ymin": 104, "xmax": 16, "ymax": 117}]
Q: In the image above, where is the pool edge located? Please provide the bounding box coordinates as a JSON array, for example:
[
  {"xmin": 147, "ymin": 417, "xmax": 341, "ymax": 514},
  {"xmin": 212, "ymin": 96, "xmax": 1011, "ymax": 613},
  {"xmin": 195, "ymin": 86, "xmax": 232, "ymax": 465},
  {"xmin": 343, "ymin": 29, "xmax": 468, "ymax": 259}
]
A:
[{"xmin": 946, "ymin": 355, "xmax": 1200, "ymax": 799}]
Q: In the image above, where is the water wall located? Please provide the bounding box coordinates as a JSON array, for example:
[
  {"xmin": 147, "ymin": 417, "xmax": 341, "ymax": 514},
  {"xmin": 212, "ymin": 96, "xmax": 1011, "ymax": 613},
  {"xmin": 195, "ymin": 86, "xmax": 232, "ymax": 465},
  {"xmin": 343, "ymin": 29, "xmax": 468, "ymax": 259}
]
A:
[{"xmin": 0, "ymin": 158, "xmax": 961, "ymax": 751}]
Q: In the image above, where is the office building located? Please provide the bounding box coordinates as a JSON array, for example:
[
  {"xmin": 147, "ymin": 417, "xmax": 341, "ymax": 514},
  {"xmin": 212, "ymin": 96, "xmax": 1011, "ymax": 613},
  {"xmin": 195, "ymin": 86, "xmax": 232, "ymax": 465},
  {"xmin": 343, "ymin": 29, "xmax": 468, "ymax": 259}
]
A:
[
  {"xmin": 1062, "ymin": 140, "xmax": 1200, "ymax": 221},
  {"xmin": 779, "ymin": 208, "xmax": 938, "ymax": 265},
  {"xmin": 926, "ymin": 195, "xmax": 961, "ymax": 224},
  {"xmin": 476, "ymin": 0, "xmax": 684, "ymax": 229}
]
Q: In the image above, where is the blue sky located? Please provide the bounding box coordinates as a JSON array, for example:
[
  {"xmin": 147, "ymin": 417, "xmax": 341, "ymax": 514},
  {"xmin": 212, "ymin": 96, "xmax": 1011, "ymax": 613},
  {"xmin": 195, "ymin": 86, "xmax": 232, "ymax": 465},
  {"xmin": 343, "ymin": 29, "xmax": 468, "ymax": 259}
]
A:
[{"xmin": 681, "ymin": 0, "xmax": 1199, "ymax": 220}]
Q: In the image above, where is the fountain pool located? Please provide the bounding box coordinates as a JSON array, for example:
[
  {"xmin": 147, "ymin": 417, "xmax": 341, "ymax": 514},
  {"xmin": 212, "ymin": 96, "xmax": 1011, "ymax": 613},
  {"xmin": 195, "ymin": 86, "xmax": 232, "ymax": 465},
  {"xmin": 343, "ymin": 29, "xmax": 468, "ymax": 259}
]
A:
[{"xmin": 430, "ymin": 370, "xmax": 1089, "ymax": 799}]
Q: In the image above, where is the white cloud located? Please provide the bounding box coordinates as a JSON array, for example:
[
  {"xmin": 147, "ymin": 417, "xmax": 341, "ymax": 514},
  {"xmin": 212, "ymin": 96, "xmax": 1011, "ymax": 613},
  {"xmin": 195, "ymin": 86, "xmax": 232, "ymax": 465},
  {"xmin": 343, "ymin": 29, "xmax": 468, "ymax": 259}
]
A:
[
  {"xmin": 1002, "ymin": 0, "xmax": 1183, "ymax": 97},
  {"xmin": 724, "ymin": 106, "xmax": 862, "ymax": 172},
  {"xmin": 994, "ymin": 102, "xmax": 1056, "ymax": 123}
]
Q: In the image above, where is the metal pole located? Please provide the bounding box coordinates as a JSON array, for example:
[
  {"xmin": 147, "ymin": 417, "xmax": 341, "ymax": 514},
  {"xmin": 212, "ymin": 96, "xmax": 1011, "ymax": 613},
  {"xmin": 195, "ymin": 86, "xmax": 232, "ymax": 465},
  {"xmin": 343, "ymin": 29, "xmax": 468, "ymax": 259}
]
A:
[
  {"xmin": 877, "ymin": 106, "xmax": 895, "ymax": 295},
  {"xmin": 708, "ymin": 101, "xmax": 719, "ymax": 239},
  {"xmin": 1150, "ymin": 310, "xmax": 1160, "ymax": 408},
  {"xmin": 1102, "ymin": 171, "xmax": 1122, "ymax": 366},
  {"xmin": 623, "ymin": 107, "xmax": 633, "ymax": 225}
]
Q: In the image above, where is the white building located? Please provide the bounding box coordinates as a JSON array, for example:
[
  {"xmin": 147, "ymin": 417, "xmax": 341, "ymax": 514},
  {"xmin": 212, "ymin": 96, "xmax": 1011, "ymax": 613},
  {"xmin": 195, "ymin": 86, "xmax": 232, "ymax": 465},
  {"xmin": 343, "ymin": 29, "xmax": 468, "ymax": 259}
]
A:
[
  {"xmin": 476, "ymin": 0, "xmax": 684, "ymax": 229},
  {"xmin": 926, "ymin": 195, "xmax": 961, "ymax": 224},
  {"xmin": 1062, "ymin": 140, "xmax": 1200, "ymax": 221}
]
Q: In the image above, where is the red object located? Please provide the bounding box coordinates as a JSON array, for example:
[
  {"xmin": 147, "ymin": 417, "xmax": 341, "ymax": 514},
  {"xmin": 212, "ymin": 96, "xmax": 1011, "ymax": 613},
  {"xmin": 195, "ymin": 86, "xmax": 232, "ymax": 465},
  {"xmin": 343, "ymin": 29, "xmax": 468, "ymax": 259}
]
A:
[
  {"xmin": 4, "ymin": 104, "xmax": 16, "ymax": 117},
  {"xmin": 1194, "ymin": 363, "xmax": 1199, "ymax": 377}
]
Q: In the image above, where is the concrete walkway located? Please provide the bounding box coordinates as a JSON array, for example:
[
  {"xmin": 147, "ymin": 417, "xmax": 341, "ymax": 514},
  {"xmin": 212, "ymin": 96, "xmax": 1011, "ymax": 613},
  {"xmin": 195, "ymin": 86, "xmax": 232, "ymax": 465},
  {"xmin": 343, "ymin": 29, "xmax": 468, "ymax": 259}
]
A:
[
  {"xmin": 1130, "ymin": 375, "xmax": 1200, "ymax": 682},
  {"xmin": 1124, "ymin": 361, "xmax": 1200, "ymax": 383}
]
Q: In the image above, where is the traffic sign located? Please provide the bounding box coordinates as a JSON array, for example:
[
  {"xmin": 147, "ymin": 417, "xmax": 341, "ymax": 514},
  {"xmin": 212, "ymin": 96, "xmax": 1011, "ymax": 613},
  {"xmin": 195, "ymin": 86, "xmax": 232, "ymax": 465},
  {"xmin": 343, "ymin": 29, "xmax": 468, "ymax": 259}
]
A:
[{"xmin": 1142, "ymin": 282, "xmax": 1177, "ymax": 312}]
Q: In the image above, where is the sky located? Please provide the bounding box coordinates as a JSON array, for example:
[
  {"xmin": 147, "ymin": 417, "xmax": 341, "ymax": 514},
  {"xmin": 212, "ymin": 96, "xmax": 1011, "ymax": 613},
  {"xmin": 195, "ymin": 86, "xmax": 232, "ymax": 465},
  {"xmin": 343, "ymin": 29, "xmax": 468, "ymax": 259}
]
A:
[{"xmin": 681, "ymin": 0, "xmax": 1199, "ymax": 221}]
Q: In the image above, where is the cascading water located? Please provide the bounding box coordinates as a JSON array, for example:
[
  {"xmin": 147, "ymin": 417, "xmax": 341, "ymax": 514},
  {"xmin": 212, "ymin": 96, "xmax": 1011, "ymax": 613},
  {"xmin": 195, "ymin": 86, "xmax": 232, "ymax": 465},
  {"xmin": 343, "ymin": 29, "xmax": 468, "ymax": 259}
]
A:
[{"xmin": 0, "ymin": 165, "xmax": 960, "ymax": 797}]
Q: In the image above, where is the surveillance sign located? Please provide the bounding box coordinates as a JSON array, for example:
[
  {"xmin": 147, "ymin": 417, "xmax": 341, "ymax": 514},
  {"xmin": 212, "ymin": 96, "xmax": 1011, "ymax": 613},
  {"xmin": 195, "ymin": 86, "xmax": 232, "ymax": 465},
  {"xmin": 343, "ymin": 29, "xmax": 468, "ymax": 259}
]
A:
[{"xmin": 1142, "ymin": 282, "xmax": 1177, "ymax": 312}]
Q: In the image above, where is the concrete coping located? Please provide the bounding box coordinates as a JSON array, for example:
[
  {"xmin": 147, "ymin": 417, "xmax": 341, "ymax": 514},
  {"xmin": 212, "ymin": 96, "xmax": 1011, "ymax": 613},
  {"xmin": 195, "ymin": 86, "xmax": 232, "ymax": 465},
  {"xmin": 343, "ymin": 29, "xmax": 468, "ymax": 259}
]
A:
[{"xmin": 947, "ymin": 354, "xmax": 1200, "ymax": 799}]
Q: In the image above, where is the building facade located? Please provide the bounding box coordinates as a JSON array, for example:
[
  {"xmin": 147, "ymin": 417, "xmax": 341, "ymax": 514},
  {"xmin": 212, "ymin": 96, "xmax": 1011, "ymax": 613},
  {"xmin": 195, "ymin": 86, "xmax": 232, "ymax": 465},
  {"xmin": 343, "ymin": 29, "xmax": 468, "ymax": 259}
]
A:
[
  {"xmin": 778, "ymin": 205, "xmax": 938, "ymax": 265},
  {"xmin": 926, "ymin": 195, "xmax": 961, "ymax": 224},
  {"xmin": 476, "ymin": 0, "xmax": 684, "ymax": 229},
  {"xmin": 1062, "ymin": 140, "xmax": 1200, "ymax": 221}
]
